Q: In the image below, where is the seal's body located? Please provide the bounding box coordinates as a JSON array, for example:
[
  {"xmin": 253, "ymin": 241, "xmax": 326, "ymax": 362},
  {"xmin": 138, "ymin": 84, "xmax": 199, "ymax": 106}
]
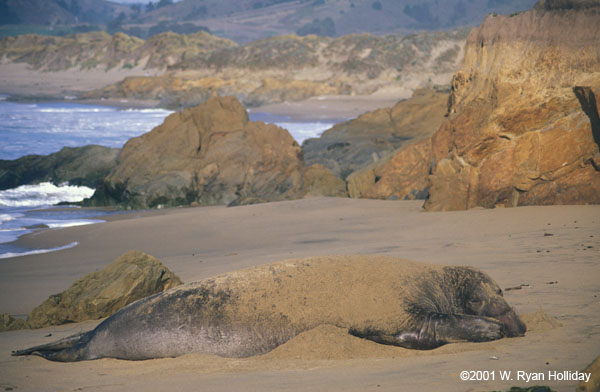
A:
[{"xmin": 13, "ymin": 256, "xmax": 526, "ymax": 361}]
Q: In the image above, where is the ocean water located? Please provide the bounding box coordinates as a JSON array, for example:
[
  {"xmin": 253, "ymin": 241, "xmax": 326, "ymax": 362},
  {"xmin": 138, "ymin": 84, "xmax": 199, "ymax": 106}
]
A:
[
  {"xmin": 0, "ymin": 100, "xmax": 334, "ymax": 258},
  {"xmin": 247, "ymin": 111, "xmax": 335, "ymax": 144},
  {"xmin": 0, "ymin": 100, "xmax": 333, "ymax": 160},
  {"xmin": 0, "ymin": 100, "xmax": 174, "ymax": 160},
  {"xmin": 0, "ymin": 183, "xmax": 110, "ymax": 259}
]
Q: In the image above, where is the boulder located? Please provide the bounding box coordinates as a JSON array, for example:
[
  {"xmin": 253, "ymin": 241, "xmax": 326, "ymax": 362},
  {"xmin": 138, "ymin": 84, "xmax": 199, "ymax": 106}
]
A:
[
  {"xmin": 423, "ymin": 3, "xmax": 600, "ymax": 211},
  {"xmin": 577, "ymin": 354, "xmax": 600, "ymax": 392},
  {"xmin": 0, "ymin": 313, "xmax": 28, "ymax": 332},
  {"xmin": 26, "ymin": 251, "xmax": 182, "ymax": 328},
  {"xmin": 302, "ymin": 164, "xmax": 348, "ymax": 198},
  {"xmin": 0, "ymin": 145, "xmax": 118, "ymax": 190},
  {"xmin": 88, "ymin": 96, "xmax": 341, "ymax": 209},
  {"xmin": 347, "ymin": 138, "xmax": 432, "ymax": 200},
  {"xmin": 302, "ymin": 88, "xmax": 448, "ymax": 179}
]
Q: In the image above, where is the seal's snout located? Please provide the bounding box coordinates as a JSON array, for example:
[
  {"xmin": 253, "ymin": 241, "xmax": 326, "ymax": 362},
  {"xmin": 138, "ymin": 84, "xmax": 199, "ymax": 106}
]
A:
[{"xmin": 497, "ymin": 310, "xmax": 526, "ymax": 337}]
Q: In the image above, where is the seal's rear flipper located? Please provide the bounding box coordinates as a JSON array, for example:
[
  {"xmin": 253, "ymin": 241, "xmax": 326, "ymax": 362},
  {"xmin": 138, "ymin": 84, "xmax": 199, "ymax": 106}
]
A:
[{"xmin": 12, "ymin": 331, "xmax": 93, "ymax": 362}]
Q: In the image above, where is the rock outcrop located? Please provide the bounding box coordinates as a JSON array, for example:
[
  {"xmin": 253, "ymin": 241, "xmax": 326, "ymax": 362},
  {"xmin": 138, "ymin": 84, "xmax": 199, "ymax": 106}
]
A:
[
  {"xmin": 27, "ymin": 251, "xmax": 182, "ymax": 329},
  {"xmin": 302, "ymin": 164, "xmax": 348, "ymax": 198},
  {"xmin": 421, "ymin": 1, "xmax": 600, "ymax": 210},
  {"xmin": 346, "ymin": 138, "xmax": 432, "ymax": 200},
  {"xmin": 340, "ymin": 1, "xmax": 600, "ymax": 208},
  {"xmin": 577, "ymin": 354, "xmax": 600, "ymax": 392},
  {"xmin": 0, "ymin": 313, "xmax": 28, "ymax": 331},
  {"xmin": 303, "ymin": 88, "xmax": 448, "ymax": 180},
  {"xmin": 0, "ymin": 145, "xmax": 118, "ymax": 190},
  {"xmin": 88, "ymin": 96, "xmax": 345, "ymax": 209}
]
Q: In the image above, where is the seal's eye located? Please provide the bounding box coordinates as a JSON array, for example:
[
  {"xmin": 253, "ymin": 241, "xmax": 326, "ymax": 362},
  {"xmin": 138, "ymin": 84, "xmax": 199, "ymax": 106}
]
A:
[{"xmin": 497, "ymin": 288, "xmax": 503, "ymax": 296}]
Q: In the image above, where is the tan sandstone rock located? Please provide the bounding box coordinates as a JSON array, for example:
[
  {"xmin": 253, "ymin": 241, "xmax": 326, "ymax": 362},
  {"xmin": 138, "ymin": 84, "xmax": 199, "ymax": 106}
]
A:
[
  {"xmin": 423, "ymin": 1, "xmax": 600, "ymax": 211},
  {"xmin": 26, "ymin": 251, "xmax": 182, "ymax": 328},
  {"xmin": 577, "ymin": 354, "xmax": 600, "ymax": 392},
  {"xmin": 303, "ymin": 88, "xmax": 447, "ymax": 181},
  {"xmin": 89, "ymin": 96, "xmax": 342, "ymax": 208},
  {"xmin": 0, "ymin": 313, "xmax": 28, "ymax": 331},
  {"xmin": 347, "ymin": 138, "xmax": 432, "ymax": 200}
]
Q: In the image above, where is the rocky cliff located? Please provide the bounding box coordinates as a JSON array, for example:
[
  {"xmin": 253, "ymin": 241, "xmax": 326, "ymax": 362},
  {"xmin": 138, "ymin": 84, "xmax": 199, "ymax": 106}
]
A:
[
  {"xmin": 348, "ymin": 2, "xmax": 599, "ymax": 209},
  {"xmin": 423, "ymin": 1, "xmax": 600, "ymax": 210},
  {"xmin": 88, "ymin": 96, "xmax": 346, "ymax": 209}
]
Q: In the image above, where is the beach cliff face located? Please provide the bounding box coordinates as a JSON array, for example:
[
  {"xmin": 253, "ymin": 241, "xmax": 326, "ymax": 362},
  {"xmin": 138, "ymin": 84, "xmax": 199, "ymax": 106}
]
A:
[
  {"xmin": 88, "ymin": 96, "xmax": 345, "ymax": 209},
  {"xmin": 424, "ymin": 1, "xmax": 600, "ymax": 211},
  {"xmin": 352, "ymin": 1, "xmax": 600, "ymax": 210}
]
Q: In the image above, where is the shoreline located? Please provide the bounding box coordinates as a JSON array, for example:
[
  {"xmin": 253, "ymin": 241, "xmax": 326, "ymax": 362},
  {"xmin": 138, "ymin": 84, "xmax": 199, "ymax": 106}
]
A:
[
  {"xmin": 0, "ymin": 63, "xmax": 403, "ymax": 122},
  {"xmin": 3, "ymin": 93, "xmax": 400, "ymax": 123},
  {"xmin": 0, "ymin": 198, "xmax": 598, "ymax": 391}
]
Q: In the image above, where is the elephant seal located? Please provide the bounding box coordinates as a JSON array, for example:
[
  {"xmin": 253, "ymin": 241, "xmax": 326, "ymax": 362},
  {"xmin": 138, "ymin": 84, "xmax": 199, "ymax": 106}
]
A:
[{"xmin": 12, "ymin": 255, "xmax": 526, "ymax": 361}]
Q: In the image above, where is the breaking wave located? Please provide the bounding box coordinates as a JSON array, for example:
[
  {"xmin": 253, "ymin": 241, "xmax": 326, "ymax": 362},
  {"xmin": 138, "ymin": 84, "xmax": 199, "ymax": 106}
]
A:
[
  {"xmin": 0, "ymin": 241, "xmax": 79, "ymax": 259},
  {"xmin": 0, "ymin": 182, "xmax": 95, "ymax": 207}
]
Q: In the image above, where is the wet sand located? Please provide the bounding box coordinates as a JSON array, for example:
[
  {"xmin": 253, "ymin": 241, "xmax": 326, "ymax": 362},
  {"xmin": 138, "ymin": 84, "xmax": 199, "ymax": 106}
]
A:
[{"xmin": 0, "ymin": 198, "xmax": 598, "ymax": 391}]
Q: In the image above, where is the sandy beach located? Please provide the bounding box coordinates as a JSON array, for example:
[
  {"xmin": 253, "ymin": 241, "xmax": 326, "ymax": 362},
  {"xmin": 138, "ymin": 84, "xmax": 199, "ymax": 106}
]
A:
[{"xmin": 0, "ymin": 198, "xmax": 598, "ymax": 391}]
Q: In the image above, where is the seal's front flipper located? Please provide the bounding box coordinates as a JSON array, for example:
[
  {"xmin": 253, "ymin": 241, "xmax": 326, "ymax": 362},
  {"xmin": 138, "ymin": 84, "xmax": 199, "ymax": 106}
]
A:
[
  {"xmin": 12, "ymin": 331, "xmax": 93, "ymax": 362},
  {"xmin": 350, "ymin": 313, "xmax": 505, "ymax": 350},
  {"xmin": 432, "ymin": 313, "xmax": 505, "ymax": 342},
  {"xmin": 396, "ymin": 313, "xmax": 505, "ymax": 349}
]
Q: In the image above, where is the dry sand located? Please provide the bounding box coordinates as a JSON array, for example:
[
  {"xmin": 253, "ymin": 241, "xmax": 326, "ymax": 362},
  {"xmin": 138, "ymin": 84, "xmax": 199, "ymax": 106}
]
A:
[
  {"xmin": 0, "ymin": 198, "xmax": 598, "ymax": 391},
  {"xmin": 0, "ymin": 63, "xmax": 156, "ymax": 98},
  {"xmin": 251, "ymin": 93, "xmax": 403, "ymax": 122}
]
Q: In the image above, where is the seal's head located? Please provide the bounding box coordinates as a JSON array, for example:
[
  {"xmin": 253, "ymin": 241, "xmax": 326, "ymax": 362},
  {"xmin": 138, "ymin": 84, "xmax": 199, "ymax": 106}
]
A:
[{"xmin": 450, "ymin": 267, "xmax": 526, "ymax": 337}]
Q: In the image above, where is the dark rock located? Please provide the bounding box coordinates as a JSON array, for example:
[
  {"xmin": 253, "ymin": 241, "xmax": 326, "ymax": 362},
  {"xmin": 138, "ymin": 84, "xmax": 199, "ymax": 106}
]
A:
[{"xmin": 0, "ymin": 145, "xmax": 119, "ymax": 190}]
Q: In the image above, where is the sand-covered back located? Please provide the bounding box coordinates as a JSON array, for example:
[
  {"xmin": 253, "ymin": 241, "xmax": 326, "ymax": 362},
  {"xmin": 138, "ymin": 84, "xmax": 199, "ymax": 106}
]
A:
[{"xmin": 189, "ymin": 255, "xmax": 437, "ymax": 334}]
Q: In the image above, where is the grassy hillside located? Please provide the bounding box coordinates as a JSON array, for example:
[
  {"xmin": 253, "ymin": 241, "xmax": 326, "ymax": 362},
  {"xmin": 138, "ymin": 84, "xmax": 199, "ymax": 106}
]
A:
[
  {"xmin": 1, "ymin": 0, "xmax": 537, "ymax": 43},
  {"xmin": 0, "ymin": 0, "xmax": 132, "ymax": 25},
  {"xmin": 0, "ymin": 31, "xmax": 235, "ymax": 71},
  {"xmin": 129, "ymin": 0, "xmax": 537, "ymax": 42}
]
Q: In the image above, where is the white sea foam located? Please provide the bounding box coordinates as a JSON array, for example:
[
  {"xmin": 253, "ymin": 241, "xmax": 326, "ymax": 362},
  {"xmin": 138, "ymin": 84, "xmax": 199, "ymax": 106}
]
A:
[
  {"xmin": 0, "ymin": 213, "xmax": 21, "ymax": 223},
  {"xmin": 123, "ymin": 108, "xmax": 174, "ymax": 115},
  {"xmin": 0, "ymin": 241, "xmax": 78, "ymax": 259},
  {"xmin": 46, "ymin": 219, "xmax": 104, "ymax": 228},
  {"xmin": 274, "ymin": 121, "xmax": 334, "ymax": 144},
  {"xmin": 0, "ymin": 182, "xmax": 95, "ymax": 207},
  {"xmin": 39, "ymin": 108, "xmax": 112, "ymax": 113}
]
